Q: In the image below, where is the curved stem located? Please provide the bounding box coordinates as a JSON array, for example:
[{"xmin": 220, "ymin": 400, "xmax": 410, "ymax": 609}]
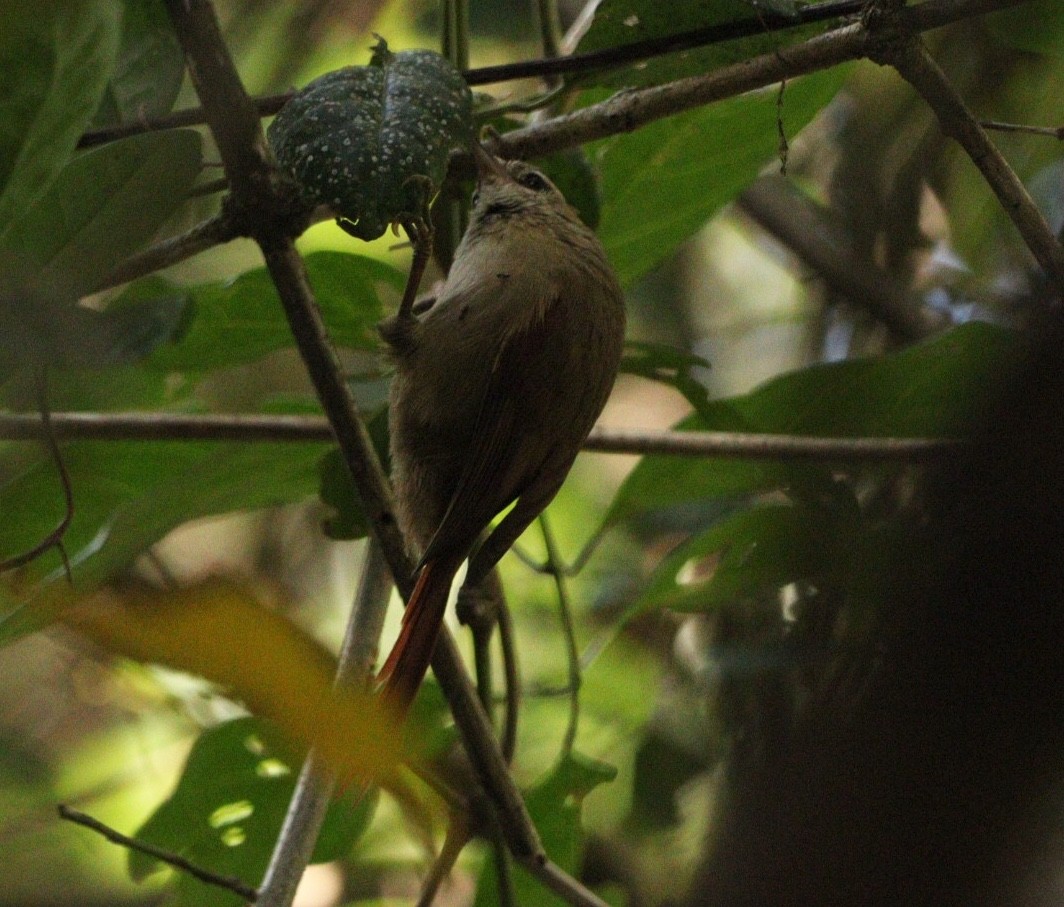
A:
[
  {"xmin": 496, "ymin": 584, "xmax": 521, "ymax": 763},
  {"xmin": 540, "ymin": 515, "xmax": 581, "ymax": 761},
  {"xmin": 0, "ymin": 370, "xmax": 73, "ymax": 578}
]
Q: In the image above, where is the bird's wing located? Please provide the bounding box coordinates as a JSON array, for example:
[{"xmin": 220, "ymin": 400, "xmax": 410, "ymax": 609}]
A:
[{"xmin": 417, "ymin": 296, "xmax": 570, "ymax": 567}]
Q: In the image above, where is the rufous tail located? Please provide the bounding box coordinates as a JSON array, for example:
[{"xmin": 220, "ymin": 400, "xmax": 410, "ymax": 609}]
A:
[{"xmin": 377, "ymin": 556, "xmax": 460, "ymax": 716}]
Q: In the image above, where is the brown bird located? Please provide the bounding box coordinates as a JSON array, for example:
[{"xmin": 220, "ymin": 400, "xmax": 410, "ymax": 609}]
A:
[{"xmin": 377, "ymin": 144, "xmax": 626, "ymax": 713}]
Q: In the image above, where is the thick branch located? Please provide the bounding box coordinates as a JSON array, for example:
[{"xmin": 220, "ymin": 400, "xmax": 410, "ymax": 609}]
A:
[
  {"xmin": 739, "ymin": 175, "xmax": 949, "ymax": 339},
  {"xmin": 0, "ymin": 411, "xmax": 966, "ymax": 461},
  {"xmin": 875, "ymin": 35, "xmax": 1064, "ymax": 293}
]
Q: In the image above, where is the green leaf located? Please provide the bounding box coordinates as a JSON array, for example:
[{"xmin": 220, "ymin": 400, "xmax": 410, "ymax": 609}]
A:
[
  {"xmin": 575, "ymin": 0, "xmax": 810, "ymax": 90},
  {"xmin": 0, "ymin": 288, "xmax": 188, "ymax": 377},
  {"xmin": 595, "ymin": 68, "xmax": 846, "ymax": 284},
  {"xmin": 0, "ymin": 3, "xmax": 122, "ymax": 239},
  {"xmin": 636, "ymin": 501, "xmax": 848, "ymax": 613},
  {"xmin": 0, "ymin": 130, "xmax": 202, "ymax": 297},
  {"xmin": 92, "ymin": 1, "xmax": 184, "ymax": 126},
  {"xmin": 0, "ymin": 436, "xmax": 331, "ymax": 593},
  {"xmin": 130, "ymin": 717, "xmax": 375, "ymax": 907},
  {"xmin": 146, "ymin": 251, "xmax": 403, "ymax": 372},
  {"xmin": 268, "ymin": 38, "xmax": 474, "ymax": 240},
  {"xmin": 620, "ymin": 341, "xmax": 712, "ymax": 414},
  {"xmin": 474, "ymin": 752, "xmax": 617, "ymax": 907},
  {"xmin": 603, "ymin": 323, "xmax": 1021, "ymax": 528},
  {"xmin": 538, "ymin": 147, "xmax": 602, "ymax": 229},
  {"xmin": 984, "ymin": 0, "xmax": 1064, "ymax": 56}
]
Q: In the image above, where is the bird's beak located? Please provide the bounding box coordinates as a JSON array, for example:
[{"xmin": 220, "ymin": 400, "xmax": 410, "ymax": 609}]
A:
[{"xmin": 471, "ymin": 142, "xmax": 510, "ymax": 184}]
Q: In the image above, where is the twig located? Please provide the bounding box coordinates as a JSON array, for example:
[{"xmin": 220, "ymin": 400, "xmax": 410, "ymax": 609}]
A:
[
  {"xmin": 495, "ymin": 579, "xmax": 520, "ymax": 763},
  {"xmin": 57, "ymin": 804, "xmax": 259, "ymax": 902},
  {"xmin": 0, "ymin": 371, "xmax": 73, "ymax": 577},
  {"xmin": 738, "ymin": 175, "xmax": 949, "ymax": 339},
  {"xmin": 540, "ymin": 515, "xmax": 581, "ymax": 761},
  {"xmin": 76, "ymin": 92, "xmax": 293, "ymax": 149},
  {"xmin": 414, "ymin": 814, "xmax": 472, "ymax": 907},
  {"xmin": 76, "ymin": 0, "xmax": 1024, "ymax": 160},
  {"xmin": 76, "ymin": 0, "xmax": 864, "ymax": 151},
  {"xmin": 97, "ymin": 210, "xmax": 241, "ymax": 291},
  {"xmin": 256, "ymin": 540, "xmax": 392, "ymax": 907},
  {"xmin": 71, "ymin": 0, "xmax": 1031, "ymax": 293},
  {"xmin": 494, "ymin": 0, "xmax": 1030, "ymax": 162},
  {"xmin": 980, "ymin": 120, "xmax": 1064, "ymax": 140},
  {"xmin": 162, "ymin": 0, "xmax": 542, "ymax": 864},
  {"xmin": 0, "ymin": 411, "xmax": 970, "ymax": 460},
  {"xmin": 874, "ymin": 34, "xmax": 1064, "ymax": 293},
  {"xmin": 522, "ymin": 857, "xmax": 613, "ymax": 907},
  {"xmin": 489, "ymin": 826, "xmax": 517, "ymax": 907}
]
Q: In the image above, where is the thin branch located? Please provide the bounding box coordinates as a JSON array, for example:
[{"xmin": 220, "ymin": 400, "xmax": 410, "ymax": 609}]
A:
[
  {"xmin": 57, "ymin": 804, "xmax": 259, "ymax": 902},
  {"xmin": 738, "ymin": 175, "xmax": 949, "ymax": 339},
  {"xmin": 493, "ymin": 0, "xmax": 1030, "ymax": 162},
  {"xmin": 0, "ymin": 371, "xmax": 73, "ymax": 577},
  {"xmin": 874, "ymin": 34, "xmax": 1064, "ymax": 293},
  {"xmin": 495, "ymin": 579, "xmax": 520, "ymax": 763},
  {"xmin": 980, "ymin": 120, "xmax": 1064, "ymax": 140},
  {"xmin": 257, "ymin": 541, "xmax": 392, "ymax": 907},
  {"xmin": 582, "ymin": 427, "xmax": 966, "ymax": 460},
  {"xmin": 74, "ymin": 0, "xmax": 1031, "ymax": 293},
  {"xmin": 161, "ymin": 0, "xmax": 542, "ymax": 864},
  {"xmin": 76, "ymin": 0, "xmax": 864, "ymax": 150},
  {"xmin": 77, "ymin": 92, "xmax": 292, "ymax": 149},
  {"xmin": 75, "ymin": 0, "xmax": 1024, "ymax": 157},
  {"xmin": 521, "ymin": 857, "xmax": 613, "ymax": 907},
  {"xmin": 414, "ymin": 814, "xmax": 471, "ymax": 907},
  {"xmin": 0, "ymin": 412, "xmax": 969, "ymax": 461},
  {"xmin": 540, "ymin": 515, "xmax": 581, "ymax": 762},
  {"xmin": 97, "ymin": 211, "xmax": 241, "ymax": 291}
]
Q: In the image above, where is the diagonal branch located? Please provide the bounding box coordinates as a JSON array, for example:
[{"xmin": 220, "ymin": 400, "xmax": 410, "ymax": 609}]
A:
[
  {"xmin": 257, "ymin": 541, "xmax": 392, "ymax": 907},
  {"xmin": 58, "ymin": 805, "xmax": 259, "ymax": 902},
  {"xmin": 495, "ymin": 0, "xmax": 1030, "ymax": 162},
  {"xmin": 872, "ymin": 34, "xmax": 1064, "ymax": 294},
  {"xmin": 77, "ymin": 0, "xmax": 1027, "ymax": 154}
]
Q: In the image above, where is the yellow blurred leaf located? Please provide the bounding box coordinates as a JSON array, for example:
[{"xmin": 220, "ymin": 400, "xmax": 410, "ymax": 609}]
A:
[{"xmin": 67, "ymin": 580, "xmax": 402, "ymax": 789}]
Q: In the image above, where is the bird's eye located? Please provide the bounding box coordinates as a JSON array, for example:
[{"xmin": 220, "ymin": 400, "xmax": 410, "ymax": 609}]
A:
[
  {"xmin": 471, "ymin": 189, "xmax": 480, "ymax": 207},
  {"xmin": 518, "ymin": 171, "xmax": 550, "ymax": 192}
]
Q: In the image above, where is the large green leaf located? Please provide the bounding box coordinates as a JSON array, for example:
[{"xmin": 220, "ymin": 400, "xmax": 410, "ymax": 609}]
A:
[
  {"xmin": 575, "ymin": 0, "xmax": 811, "ymax": 90},
  {"xmin": 92, "ymin": 0, "xmax": 184, "ymax": 126},
  {"xmin": 130, "ymin": 717, "xmax": 376, "ymax": 907},
  {"xmin": 268, "ymin": 38, "xmax": 473, "ymax": 240},
  {"xmin": 0, "ymin": 3, "xmax": 121, "ymax": 240},
  {"xmin": 0, "ymin": 435, "xmax": 331, "ymax": 591},
  {"xmin": 0, "ymin": 131, "xmax": 202, "ymax": 297},
  {"xmin": 595, "ymin": 68, "xmax": 846, "ymax": 284},
  {"xmin": 635, "ymin": 500, "xmax": 853, "ymax": 614},
  {"xmin": 474, "ymin": 752, "xmax": 617, "ymax": 907},
  {"xmin": 984, "ymin": 0, "xmax": 1064, "ymax": 56},
  {"xmin": 603, "ymin": 322, "xmax": 1020, "ymax": 528},
  {"xmin": 0, "ymin": 281, "xmax": 188, "ymax": 379},
  {"xmin": 146, "ymin": 251, "xmax": 403, "ymax": 372}
]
